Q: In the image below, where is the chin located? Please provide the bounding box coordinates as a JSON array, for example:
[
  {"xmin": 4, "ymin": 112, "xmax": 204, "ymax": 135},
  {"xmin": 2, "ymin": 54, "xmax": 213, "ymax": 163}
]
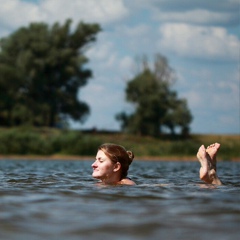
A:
[{"xmin": 92, "ymin": 172, "xmax": 101, "ymax": 179}]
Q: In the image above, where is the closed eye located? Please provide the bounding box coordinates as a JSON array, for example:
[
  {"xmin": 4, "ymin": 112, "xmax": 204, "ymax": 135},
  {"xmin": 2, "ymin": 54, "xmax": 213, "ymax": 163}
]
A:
[{"xmin": 96, "ymin": 158, "xmax": 104, "ymax": 163}]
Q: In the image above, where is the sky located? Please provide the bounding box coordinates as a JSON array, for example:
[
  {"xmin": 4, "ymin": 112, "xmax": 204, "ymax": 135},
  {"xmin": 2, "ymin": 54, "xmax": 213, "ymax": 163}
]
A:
[{"xmin": 0, "ymin": 0, "xmax": 239, "ymax": 134}]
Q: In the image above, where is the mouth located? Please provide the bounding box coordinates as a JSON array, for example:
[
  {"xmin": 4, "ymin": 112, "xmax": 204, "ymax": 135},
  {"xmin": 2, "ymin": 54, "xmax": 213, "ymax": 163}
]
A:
[{"xmin": 92, "ymin": 169, "xmax": 99, "ymax": 177}]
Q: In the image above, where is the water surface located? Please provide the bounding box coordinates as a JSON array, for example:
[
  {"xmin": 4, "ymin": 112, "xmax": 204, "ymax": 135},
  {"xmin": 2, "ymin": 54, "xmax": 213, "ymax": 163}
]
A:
[{"xmin": 0, "ymin": 159, "xmax": 239, "ymax": 240}]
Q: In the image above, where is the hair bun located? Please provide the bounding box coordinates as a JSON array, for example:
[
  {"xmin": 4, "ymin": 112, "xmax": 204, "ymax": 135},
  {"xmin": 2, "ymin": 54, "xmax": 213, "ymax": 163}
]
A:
[{"xmin": 126, "ymin": 150, "xmax": 134, "ymax": 165}]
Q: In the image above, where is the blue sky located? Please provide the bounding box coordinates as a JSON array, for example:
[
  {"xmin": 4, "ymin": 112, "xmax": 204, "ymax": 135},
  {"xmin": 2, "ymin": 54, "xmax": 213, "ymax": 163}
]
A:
[{"xmin": 0, "ymin": 0, "xmax": 239, "ymax": 134}]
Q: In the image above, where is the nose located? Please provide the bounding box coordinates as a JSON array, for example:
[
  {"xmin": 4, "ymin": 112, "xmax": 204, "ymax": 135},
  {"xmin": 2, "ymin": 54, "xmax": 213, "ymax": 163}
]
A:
[{"xmin": 92, "ymin": 160, "xmax": 97, "ymax": 168}]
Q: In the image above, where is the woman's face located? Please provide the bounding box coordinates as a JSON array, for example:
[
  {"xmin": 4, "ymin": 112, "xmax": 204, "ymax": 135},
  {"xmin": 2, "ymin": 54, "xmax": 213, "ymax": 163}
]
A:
[{"xmin": 92, "ymin": 150, "xmax": 116, "ymax": 181}]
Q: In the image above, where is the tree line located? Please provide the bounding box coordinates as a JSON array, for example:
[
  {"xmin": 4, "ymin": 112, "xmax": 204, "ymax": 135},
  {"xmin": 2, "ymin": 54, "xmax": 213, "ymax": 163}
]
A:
[
  {"xmin": 0, "ymin": 19, "xmax": 100, "ymax": 127},
  {"xmin": 116, "ymin": 55, "xmax": 192, "ymax": 136},
  {"xmin": 0, "ymin": 19, "xmax": 192, "ymax": 137}
]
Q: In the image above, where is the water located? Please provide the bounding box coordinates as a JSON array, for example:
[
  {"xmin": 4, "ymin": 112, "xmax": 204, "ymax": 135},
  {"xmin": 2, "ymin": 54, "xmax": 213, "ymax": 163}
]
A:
[{"xmin": 0, "ymin": 159, "xmax": 239, "ymax": 240}]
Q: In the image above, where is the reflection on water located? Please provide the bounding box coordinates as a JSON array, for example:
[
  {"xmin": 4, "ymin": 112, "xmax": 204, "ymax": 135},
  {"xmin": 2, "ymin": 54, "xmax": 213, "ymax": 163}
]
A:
[{"xmin": 0, "ymin": 159, "xmax": 239, "ymax": 240}]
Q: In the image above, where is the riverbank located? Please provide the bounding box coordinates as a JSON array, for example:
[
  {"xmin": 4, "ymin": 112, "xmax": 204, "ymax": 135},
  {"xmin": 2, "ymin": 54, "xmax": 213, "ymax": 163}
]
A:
[
  {"xmin": 0, "ymin": 154, "xmax": 239, "ymax": 161},
  {"xmin": 0, "ymin": 128, "xmax": 239, "ymax": 160}
]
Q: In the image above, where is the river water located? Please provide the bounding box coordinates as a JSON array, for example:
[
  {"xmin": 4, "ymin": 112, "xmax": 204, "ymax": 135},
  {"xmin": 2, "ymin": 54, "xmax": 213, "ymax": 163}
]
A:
[{"xmin": 0, "ymin": 159, "xmax": 239, "ymax": 240}]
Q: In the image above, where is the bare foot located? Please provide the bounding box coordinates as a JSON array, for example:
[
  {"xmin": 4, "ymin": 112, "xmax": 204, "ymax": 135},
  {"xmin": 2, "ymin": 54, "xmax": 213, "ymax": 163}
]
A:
[
  {"xmin": 197, "ymin": 144, "xmax": 222, "ymax": 185},
  {"xmin": 197, "ymin": 145, "xmax": 211, "ymax": 182},
  {"xmin": 206, "ymin": 143, "xmax": 221, "ymax": 170}
]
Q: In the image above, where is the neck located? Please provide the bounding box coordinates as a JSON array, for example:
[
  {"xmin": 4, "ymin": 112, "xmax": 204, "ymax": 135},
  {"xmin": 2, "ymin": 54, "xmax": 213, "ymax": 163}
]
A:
[{"xmin": 101, "ymin": 173, "xmax": 121, "ymax": 185}]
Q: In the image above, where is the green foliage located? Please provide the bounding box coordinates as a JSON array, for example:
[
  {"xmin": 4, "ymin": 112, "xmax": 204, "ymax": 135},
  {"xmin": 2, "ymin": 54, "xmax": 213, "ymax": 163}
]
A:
[
  {"xmin": 0, "ymin": 128, "xmax": 102, "ymax": 156},
  {"xmin": 193, "ymin": 134, "xmax": 240, "ymax": 160},
  {"xmin": 0, "ymin": 19, "xmax": 101, "ymax": 127},
  {"xmin": 0, "ymin": 128, "xmax": 51, "ymax": 154},
  {"xmin": 116, "ymin": 54, "xmax": 192, "ymax": 137},
  {"xmin": 51, "ymin": 131, "xmax": 102, "ymax": 155},
  {"xmin": 0, "ymin": 128, "xmax": 239, "ymax": 160}
]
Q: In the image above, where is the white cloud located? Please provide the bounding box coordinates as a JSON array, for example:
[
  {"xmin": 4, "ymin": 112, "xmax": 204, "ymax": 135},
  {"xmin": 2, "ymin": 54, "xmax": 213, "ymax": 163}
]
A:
[
  {"xmin": 0, "ymin": 0, "xmax": 42, "ymax": 33},
  {"xmin": 184, "ymin": 91, "xmax": 202, "ymax": 108},
  {"xmin": 0, "ymin": 0, "xmax": 239, "ymax": 133},
  {"xmin": 87, "ymin": 40, "xmax": 114, "ymax": 61},
  {"xmin": 119, "ymin": 56, "xmax": 135, "ymax": 72},
  {"xmin": 148, "ymin": 0, "xmax": 240, "ymax": 23},
  {"xmin": 113, "ymin": 24, "xmax": 157, "ymax": 55},
  {"xmin": 159, "ymin": 23, "xmax": 239, "ymax": 61},
  {"xmin": 87, "ymin": 41, "xmax": 119, "ymax": 71},
  {"xmin": 118, "ymin": 24, "xmax": 150, "ymax": 37},
  {"xmin": 41, "ymin": 0, "xmax": 128, "ymax": 25},
  {"xmin": 0, "ymin": 0, "xmax": 129, "ymax": 37},
  {"xmin": 176, "ymin": 64, "xmax": 239, "ymax": 119},
  {"xmin": 154, "ymin": 9, "xmax": 237, "ymax": 25}
]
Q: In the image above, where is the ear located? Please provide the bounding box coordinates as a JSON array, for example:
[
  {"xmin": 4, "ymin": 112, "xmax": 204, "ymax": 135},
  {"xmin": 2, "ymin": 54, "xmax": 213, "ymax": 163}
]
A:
[{"xmin": 113, "ymin": 162, "xmax": 121, "ymax": 172}]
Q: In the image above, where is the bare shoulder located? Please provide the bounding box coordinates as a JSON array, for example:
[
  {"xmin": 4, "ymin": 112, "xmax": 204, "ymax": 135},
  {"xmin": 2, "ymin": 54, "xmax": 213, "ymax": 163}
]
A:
[{"xmin": 119, "ymin": 178, "xmax": 136, "ymax": 185}]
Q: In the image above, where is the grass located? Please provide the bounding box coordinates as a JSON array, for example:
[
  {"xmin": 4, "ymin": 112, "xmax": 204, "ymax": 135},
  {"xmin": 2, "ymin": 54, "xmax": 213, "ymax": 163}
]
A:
[{"xmin": 0, "ymin": 127, "xmax": 239, "ymax": 160}]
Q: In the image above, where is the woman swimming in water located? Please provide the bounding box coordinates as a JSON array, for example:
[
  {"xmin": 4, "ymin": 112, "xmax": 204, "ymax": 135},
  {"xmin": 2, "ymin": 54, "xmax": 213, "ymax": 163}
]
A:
[
  {"xmin": 91, "ymin": 142, "xmax": 222, "ymax": 186},
  {"xmin": 91, "ymin": 143, "xmax": 136, "ymax": 185}
]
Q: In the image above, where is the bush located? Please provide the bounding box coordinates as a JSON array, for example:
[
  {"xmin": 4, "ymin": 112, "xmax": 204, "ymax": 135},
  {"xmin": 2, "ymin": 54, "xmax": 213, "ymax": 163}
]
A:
[
  {"xmin": 0, "ymin": 128, "xmax": 239, "ymax": 160},
  {"xmin": 51, "ymin": 131, "xmax": 102, "ymax": 155},
  {"xmin": 0, "ymin": 129, "xmax": 52, "ymax": 154}
]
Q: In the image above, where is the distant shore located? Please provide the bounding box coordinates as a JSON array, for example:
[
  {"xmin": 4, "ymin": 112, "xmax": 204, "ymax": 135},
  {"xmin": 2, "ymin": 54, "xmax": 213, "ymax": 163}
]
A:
[
  {"xmin": 0, "ymin": 155, "xmax": 239, "ymax": 161},
  {"xmin": 0, "ymin": 128, "xmax": 239, "ymax": 161}
]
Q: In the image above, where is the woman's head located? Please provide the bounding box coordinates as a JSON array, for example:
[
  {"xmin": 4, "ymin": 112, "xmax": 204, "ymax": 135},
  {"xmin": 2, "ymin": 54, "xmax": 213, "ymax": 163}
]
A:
[{"xmin": 97, "ymin": 143, "xmax": 134, "ymax": 179}]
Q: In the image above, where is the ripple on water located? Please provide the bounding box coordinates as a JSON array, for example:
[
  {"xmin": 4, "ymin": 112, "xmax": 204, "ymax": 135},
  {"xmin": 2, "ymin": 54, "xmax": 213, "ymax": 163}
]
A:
[{"xmin": 0, "ymin": 160, "xmax": 240, "ymax": 240}]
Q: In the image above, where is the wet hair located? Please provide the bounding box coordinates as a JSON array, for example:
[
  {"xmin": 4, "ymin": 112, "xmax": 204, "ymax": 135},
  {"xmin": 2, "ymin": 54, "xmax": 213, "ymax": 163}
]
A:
[{"xmin": 98, "ymin": 143, "xmax": 134, "ymax": 179}]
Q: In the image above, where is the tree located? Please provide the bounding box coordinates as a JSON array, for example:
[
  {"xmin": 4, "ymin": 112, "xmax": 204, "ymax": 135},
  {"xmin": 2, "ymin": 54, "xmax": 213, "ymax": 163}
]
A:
[
  {"xmin": 0, "ymin": 19, "xmax": 101, "ymax": 127},
  {"xmin": 116, "ymin": 54, "xmax": 192, "ymax": 137}
]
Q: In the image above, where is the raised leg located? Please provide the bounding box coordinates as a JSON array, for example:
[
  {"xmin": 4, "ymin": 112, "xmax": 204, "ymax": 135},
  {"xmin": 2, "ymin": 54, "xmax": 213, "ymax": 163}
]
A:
[
  {"xmin": 206, "ymin": 143, "xmax": 221, "ymax": 171},
  {"xmin": 197, "ymin": 144, "xmax": 222, "ymax": 185}
]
